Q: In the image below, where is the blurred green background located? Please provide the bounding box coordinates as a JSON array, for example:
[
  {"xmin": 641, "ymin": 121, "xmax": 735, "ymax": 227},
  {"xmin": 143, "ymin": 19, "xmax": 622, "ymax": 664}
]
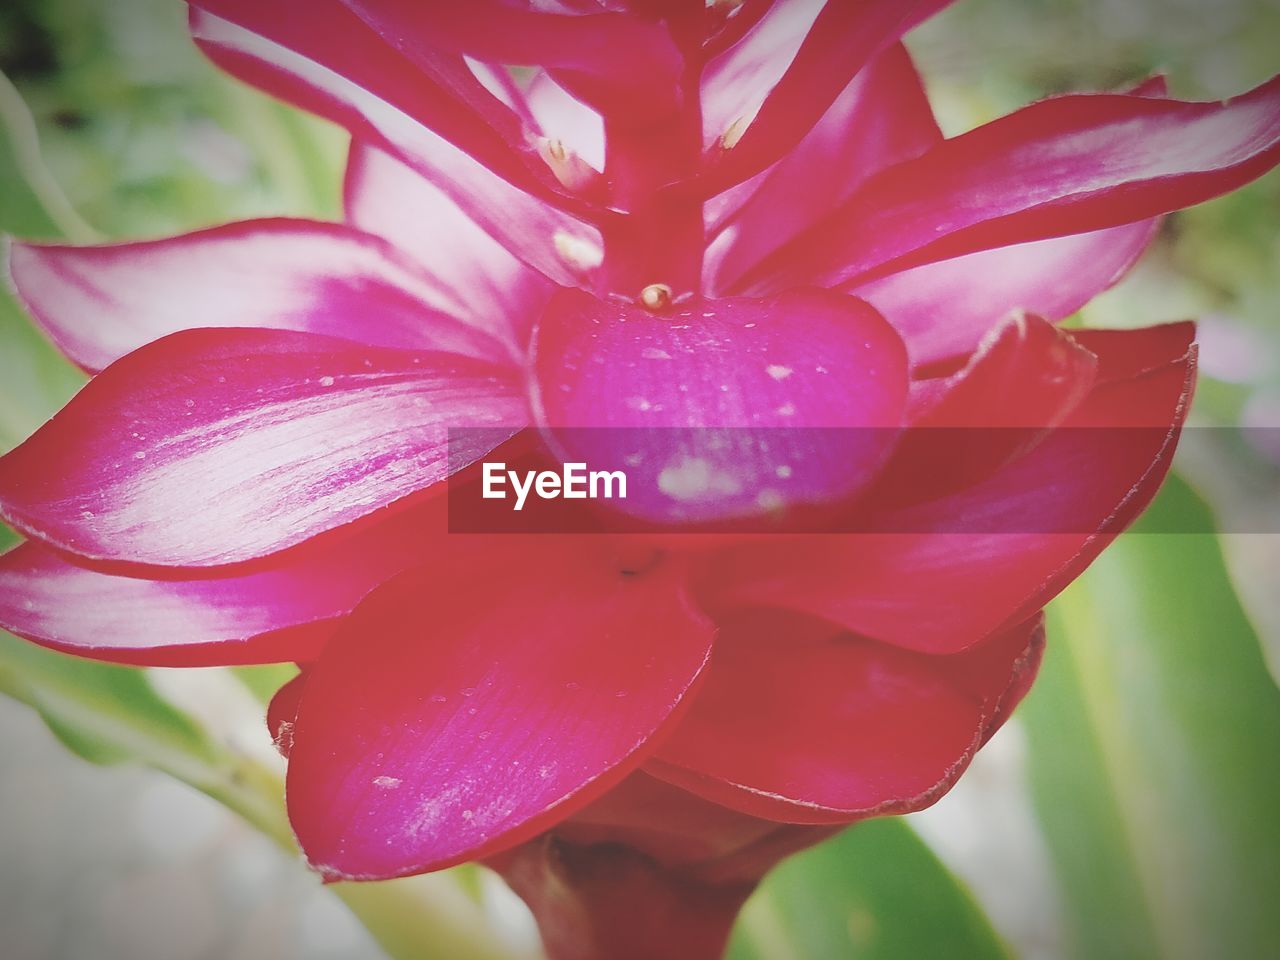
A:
[{"xmin": 0, "ymin": 1, "xmax": 1277, "ymax": 958}]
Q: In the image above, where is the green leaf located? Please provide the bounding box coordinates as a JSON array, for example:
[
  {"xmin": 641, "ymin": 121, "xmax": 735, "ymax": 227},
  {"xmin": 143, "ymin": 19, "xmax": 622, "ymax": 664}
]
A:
[
  {"xmin": 0, "ymin": 633, "xmax": 213, "ymax": 766},
  {"xmin": 0, "ymin": 67, "xmax": 98, "ymax": 240},
  {"xmin": 1023, "ymin": 475, "xmax": 1280, "ymax": 960},
  {"xmin": 727, "ymin": 818, "xmax": 1010, "ymax": 960},
  {"xmin": 0, "ymin": 283, "xmax": 84, "ymax": 449},
  {"xmin": 233, "ymin": 662, "xmax": 301, "ymax": 705},
  {"xmin": 0, "ymin": 631, "xmax": 293, "ymax": 834},
  {"xmin": 0, "ymin": 65, "xmax": 89, "ymax": 450}
]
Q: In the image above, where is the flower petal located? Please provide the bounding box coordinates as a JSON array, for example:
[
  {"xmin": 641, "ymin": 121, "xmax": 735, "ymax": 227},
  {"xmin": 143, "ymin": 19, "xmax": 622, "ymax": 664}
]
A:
[
  {"xmin": 850, "ymin": 67, "xmax": 1170, "ymax": 360},
  {"xmin": 336, "ymin": 0, "xmax": 683, "ymax": 122},
  {"xmin": 739, "ymin": 77, "xmax": 1280, "ymax": 292},
  {"xmin": 8, "ymin": 220, "xmax": 509, "ymax": 372},
  {"xmin": 342, "ymin": 146, "xmax": 557, "ymax": 348},
  {"xmin": 1068, "ymin": 321, "xmax": 1197, "ymax": 382},
  {"xmin": 268, "ymin": 669, "xmax": 306, "ymax": 758},
  {"xmin": 342, "ymin": 132, "xmax": 601, "ymax": 291},
  {"xmin": 699, "ymin": 324, "xmax": 1195, "ymax": 653},
  {"xmin": 0, "ymin": 328, "xmax": 525, "ymax": 567},
  {"xmin": 530, "ymin": 288, "xmax": 908, "ymax": 525},
  {"xmin": 549, "ymin": 771, "xmax": 779, "ymax": 868},
  {"xmin": 700, "ymin": 0, "xmax": 826, "ymax": 154},
  {"xmin": 852, "ymin": 220, "xmax": 1161, "ymax": 366},
  {"xmin": 0, "ymin": 542, "xmax": 324, "ymax": 666},
  {"xmin": 707, "ymin": 43, "xmax": 941, "ymax": 294},
  {"xmin": 0, "ymin": 492, "xmax": 451, "ymax": 665},
  {"xmin": 700, "ymin": 0, "xmax": 952, "ymax": 196},
  {"xmin": 286, "ymin": 542, "xmax": 715, "ymax": 879},
  {"xmin": 524, "ymin": 71, "xmax": 605, "ymax": 173},
  {"xmin": 885, "ymin": 313, "xmax": 1100, "ymax": 497},
  {"xmin": 188, "ymin": 4, "xmax": 579, "ymax": 214},
  {"xmin": 909, "ymin": 314, "xmax": 1099, "ymax": 428},
  {"xmin": 647, "ymin": 611, "xmax": 1043, "ymax": 823}
]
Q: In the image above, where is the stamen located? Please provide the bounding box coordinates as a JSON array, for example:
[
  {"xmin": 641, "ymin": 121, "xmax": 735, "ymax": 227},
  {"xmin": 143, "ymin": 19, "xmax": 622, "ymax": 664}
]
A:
[
  {"xmin": 545, "ymin": 138, "xmax": 568, "ymax": 164},
  {"xmin": 536, "ymin": 136, "xmax": 600, "ymax": 193},
  {"xmin": 639, "ymin": 283, "xmax": 674, "ymax": 311},
  {"xmin": 721, "ymin": 117, "xmax": 748, "ymax": 151},
  {"xmin": 553, "ymin": 230, "xmax": 604, "ymax": 273}
]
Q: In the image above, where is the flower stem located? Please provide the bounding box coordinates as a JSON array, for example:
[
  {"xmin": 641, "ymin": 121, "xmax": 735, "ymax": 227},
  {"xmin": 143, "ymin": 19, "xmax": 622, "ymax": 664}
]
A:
[{"xmin": 599, "ymin": 59, "xmax": 706, "ymax": 300}]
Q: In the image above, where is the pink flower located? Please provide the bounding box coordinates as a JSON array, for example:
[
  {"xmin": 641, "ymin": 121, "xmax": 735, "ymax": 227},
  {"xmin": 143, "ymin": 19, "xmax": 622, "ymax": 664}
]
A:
[{"xmin": 1, "ymin": 2, "xmax": 1278, "ymax": 957}]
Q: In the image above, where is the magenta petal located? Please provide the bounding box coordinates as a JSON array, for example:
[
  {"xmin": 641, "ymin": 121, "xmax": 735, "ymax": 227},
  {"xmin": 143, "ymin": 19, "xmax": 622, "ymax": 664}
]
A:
[
  {"xmin": 286, "ymin": 542, "xmax": 715, "ymax": 879},
  {"xmin": 531, "ymin": 288, "xmax": 908, "ymax": 524},
  {"xmin": 700, "ymin": 0, "xmax": 826, "ymax": 155},
  {"xmin": 853, "ymin": 220, "xmax": 1160, "ymax": 365},
  {"xmin": 700, "ymin": 0, "xmax": 952, "ymax": 196},
  {"xmin": 1068, "ymin": 321, "xmax": 1196, "ymax": 382},
  {"xmin": 741, "ymin": 77, "xmax": 1280, "ymax": 292},
  {"xmin": 524, "ymin": 71, "xmax": 605, "ymax": 173},
  {"xmin": 188, "ymin": 4, "xmax": 577, "ymax": 213},
  {"xmin": 0, "ymin": 541, "xmax": 328, "ymax": 666},
  {"xmin": 8, "ymin": 220, "xmax": 509, "ymax": 372},
  {"xmin": 648, "ymin": 611, "xmax": 1043, "ymax": 823},
  {"xmin": 908, "ymin": 314, "xmax": 1099, "ymax": 430},
  {"xmin": 700, "ymin": 325, "xmax": 1195, "ymax": 653},
  {"xmin": 885, "ymin": 314, "xmax": 1100, "ymax": 497},
  {"xmin": 0, "ymin": 329, "xmax": 525, "ymax": 567},
  {"xmin": 335, "ymin": 1, "xmax": 683, "ymax": 122},
  {"xmin": 344, "ymin": 138, "xmax": 602, "ymax": 292},
  {"xmin": 0, "ymin": 541, "xmax": 327, "ymax": 666},
  {"xmin": 707, "ymin": 44, "xmax": 941, "ymax": 293},
  {"xmin": 342, "ymin": 146, "xmax": 557, "ymax": 348},
  {"xmin": 268, "ymin": 670, "xmax": 306, "ymax": 758},
  {"xmin": 0, "ymin": 493, "xmax": 454, "ymax": 666}
]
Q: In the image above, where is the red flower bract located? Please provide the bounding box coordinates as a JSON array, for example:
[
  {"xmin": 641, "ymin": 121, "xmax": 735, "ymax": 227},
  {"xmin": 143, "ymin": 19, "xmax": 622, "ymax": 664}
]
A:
[{"xmin": 1, "ymin": 2, "xmax": 1277, "ymax": 958}]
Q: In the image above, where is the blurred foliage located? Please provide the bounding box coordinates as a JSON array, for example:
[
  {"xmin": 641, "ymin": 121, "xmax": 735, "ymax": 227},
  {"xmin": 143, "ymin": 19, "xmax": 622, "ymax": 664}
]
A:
[
  {"xmin": 728, "ymin": 819, "xmax": 1010, "ymax": 960},
  {"xmin": 0, "ymin": 1, "xmax": 1278, "ymax": 959},
  {"xmin": 1022, "ymin": 478, "xmax": 1280, "ymax": 960},
  {"xmin": 0, "ymin": 0, "xmax": 344, "ymax": 239}
]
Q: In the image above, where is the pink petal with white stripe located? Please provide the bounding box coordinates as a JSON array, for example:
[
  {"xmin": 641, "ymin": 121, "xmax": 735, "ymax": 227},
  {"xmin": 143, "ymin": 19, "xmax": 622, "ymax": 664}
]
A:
[
  {"xmin": 707, "ymin": 43, "xmax": 941, "ymax": 293},
  {"xmin": 853, "ymin": 220, "xmax": 1161, "ymax": 366},
  {"xmin": 700, "ymin": 0, "xmax": 826, "ymax": 153},
  {"xmin": 336, "ymin": 0, "xmax": 683, "ymax": 122},
  {"xmin": 0, "ymin": 328, "xmax": 525, "ymax": 567},
  {"xmin": 8, "ymin": 220, "xmax": 508, "ymax": 372},
  {"xmin": 188, "ymin": 5, "xmax": 582, "ymax": 217},
  {"xmin": 343, "ymin": 146, "xmax": 556, "ymax": 349},
  {"xmin": 700, "ymin": 0, "xmax": 952, "ymax": 196},
  {"xmin": 738, "ymin": 78, "xmax": 1280, "ymax": 292},
  {"xmin": 525, "ymin": 71, "xmax": 605, "ymax": 173},
  {"xmin": 0, "ymin": 490, "xmax": 447, "ymax": 665}
]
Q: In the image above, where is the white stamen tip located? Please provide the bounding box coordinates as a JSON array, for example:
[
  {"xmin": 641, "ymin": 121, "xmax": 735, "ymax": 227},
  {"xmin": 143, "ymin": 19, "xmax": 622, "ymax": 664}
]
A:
[
  {"xmin": 639, "ymin": 283, "xmax": 673, "ymax": 311},
  {"xmin": 553, "ymin": 230, "xmax": 603, "ymax": 272},
  {"xmin": 537, "ymin": 136, "xmax": 598, "ymax": 192},
  {"xmin": 722, "ymin": 117, "xmax": 748, "ymax": 150}
]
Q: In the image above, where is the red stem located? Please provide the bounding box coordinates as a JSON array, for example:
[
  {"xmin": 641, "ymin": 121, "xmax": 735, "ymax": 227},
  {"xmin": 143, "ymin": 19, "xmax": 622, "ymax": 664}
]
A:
[{"xmin": 598, "ymin": 38, "xmax": 706, "ymax": 301}]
